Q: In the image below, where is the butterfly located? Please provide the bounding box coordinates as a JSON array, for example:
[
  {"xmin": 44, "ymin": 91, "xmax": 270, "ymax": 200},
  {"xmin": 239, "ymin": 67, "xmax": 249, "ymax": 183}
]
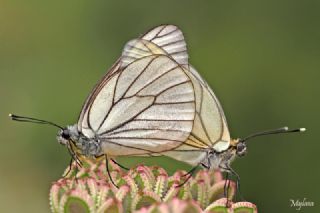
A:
[
  {"xmin": 10, "ymin": 25, "xmax": 305, "ymax": 190},
  {"xmin": 10, "ymin": 25, "xmax": 197, "ymax": 186},
  {"xmin": 116, "ymin": 25, "xmax": 306, "ymax": 193}
]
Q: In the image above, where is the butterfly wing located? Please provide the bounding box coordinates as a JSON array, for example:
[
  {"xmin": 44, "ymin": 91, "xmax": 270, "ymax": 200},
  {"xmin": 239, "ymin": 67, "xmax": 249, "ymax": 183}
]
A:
[
  {"xmin": 138, "ymin": 25, "xmax": 188, "ymax": 66},
  {"xmin": 138, "ymin": 25, "xmax": 231, "ymax": 165},
  {"xmin": 77, "ymin": 59, "xmax": 122, "ymax": 133},
  {"xmin": 77, "ymin": 42, "xmax": 195, "ymax": 156}
]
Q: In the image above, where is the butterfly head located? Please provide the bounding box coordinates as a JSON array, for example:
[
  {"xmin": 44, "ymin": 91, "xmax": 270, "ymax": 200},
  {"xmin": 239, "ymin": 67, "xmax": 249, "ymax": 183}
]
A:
[
  {"xmin": 57, "ymin": 125, "xmax": 79, "ymax": 146},
  {"xmin": 57, "ymin": 125, "xmax": 102, "ymax": 158},
  {"xmin": 230, "ymin": 139, "xmax": 247, "ymax": 157},
  {"xmin": 57, "ymin": 129, "xmax": 70, "ymax": 145}
]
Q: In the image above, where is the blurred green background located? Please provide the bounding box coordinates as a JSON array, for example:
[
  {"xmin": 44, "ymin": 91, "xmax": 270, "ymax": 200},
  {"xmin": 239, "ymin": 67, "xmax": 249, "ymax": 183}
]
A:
[{"xmin": 1, "ymin": 0, "xmax": 319, "ymax": 212}]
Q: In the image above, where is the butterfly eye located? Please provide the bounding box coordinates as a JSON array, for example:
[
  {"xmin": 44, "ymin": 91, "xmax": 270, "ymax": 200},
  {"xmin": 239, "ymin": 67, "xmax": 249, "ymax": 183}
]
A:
[
  {"xmin": 208, "ymin": 150, "xmax": 215, "ymax": 155},
  {"xmin": 236, "ymin": 143, "xmax": 247, "ymax": 156},
  {"xmin": 61, "ymin": 130, "xmax": 70, "ymax": 140}
]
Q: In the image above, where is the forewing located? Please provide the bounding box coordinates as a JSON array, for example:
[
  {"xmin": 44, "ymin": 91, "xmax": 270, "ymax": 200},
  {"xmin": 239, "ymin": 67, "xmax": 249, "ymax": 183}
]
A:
[
  {"xmin": 78, "ymin": 51, "xmax": 195, "ymax": 156},
  {"xmin": 78, "ymin": 59, "xmax": 122, "ymax": 137}
]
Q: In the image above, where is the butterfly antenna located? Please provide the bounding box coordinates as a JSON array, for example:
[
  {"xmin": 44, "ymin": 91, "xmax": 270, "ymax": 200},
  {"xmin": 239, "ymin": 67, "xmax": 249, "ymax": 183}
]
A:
[
  {"xmin": 9, "ymin": 113, "xmax": 63, "ymax": 130},
  {"xmin": 241, "ymin": 126, "xmax": 306, "ymax": 142}
]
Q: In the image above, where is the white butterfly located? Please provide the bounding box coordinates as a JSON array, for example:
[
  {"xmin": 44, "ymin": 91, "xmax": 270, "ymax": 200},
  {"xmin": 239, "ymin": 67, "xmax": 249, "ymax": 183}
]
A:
[
  {"xmin": 117, "ymin": 25, "xmax": 232, "ymax": 167},
  {"xmin": 120, "ymin": 25, "xmax": 306, "ymax": 180},
  {"xmin": 64, "ymin": 51, "xmax": 196, "ymax": 158},
  {"xmin": 10, "ymin": 25, "xmax": 305, "ymax": 187},
  {"xmin": 10, "ymin": 26, "xmax": 196, "ymax": 167}
]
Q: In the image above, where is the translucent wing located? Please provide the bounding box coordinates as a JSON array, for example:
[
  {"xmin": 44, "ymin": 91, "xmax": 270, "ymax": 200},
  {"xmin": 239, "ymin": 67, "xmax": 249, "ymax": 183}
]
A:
[
  {"xmin": 77, "ymin": 59, "xmax": 121, "ymax": 132},
  {"xmin": 121, "ymin": 39, "xmax": 167, "ymax": 68},
  {"xmin": 78, "ymin": 44, "xmax": 195, "ymax": 156},
  {"xmin": 120, "ymin": 25, "xmax": 188, "ymax": 69},
  {"xmin": 136, "ymin": 25, "xmax": 231, "ymax": 165},
  {"xmin": 184, "ymin": 65, "xmax": 231, "ymax": 151},
  {"xmin": 140, "ymin": 25, "xmax": 188, "ymax": 66}
]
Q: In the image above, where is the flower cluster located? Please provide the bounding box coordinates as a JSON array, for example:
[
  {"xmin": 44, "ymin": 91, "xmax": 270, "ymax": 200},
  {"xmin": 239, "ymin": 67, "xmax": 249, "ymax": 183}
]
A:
[{"xmin": 49, "ymin": 158, "xmax": 257, "ymax": 212}]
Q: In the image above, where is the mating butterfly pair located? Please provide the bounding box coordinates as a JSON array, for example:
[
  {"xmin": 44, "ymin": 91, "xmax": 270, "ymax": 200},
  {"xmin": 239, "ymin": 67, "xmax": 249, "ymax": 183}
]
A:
[{"xmin": 10, "ymin": 25, "xmax": 305, "ymax": 192}]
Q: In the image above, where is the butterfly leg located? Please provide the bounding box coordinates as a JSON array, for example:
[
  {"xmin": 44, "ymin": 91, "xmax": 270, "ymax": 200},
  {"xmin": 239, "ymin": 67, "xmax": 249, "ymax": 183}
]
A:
[
  {"xmin": 110, "ymin": 158, "xmax": 129, "ymax": 170},
  {"xmin": 219, "ymin": 166, "xmax": 234, "ymax": 207},
  {"xmin": 63, "ymin": 157, "xmax": 81, "ymax": 179},
  {"xmin": 222, "ymin": 172, "xmax": 232, "ymax": 207},
  {"xmin": 220, "ymin": 165, "xmax": 244, "ymax": 201},
  {"xmin": 176, "ymin": 164, "xmax": 200, "ymax": 188},
  {"xmin": 182, "ymin": 165, "xmax": 199, "ymax": 177},
  {"xmin": 105, "ymin": 155, "xmax": 119, "ymax": 188},
  {"xmin": 65, "ymin": 158, "xmax": 80, "ymax": 182},
  {"xmin": 65, "ymin": 141, "xmax": 82, "ymax": 181},
  {"xmin": 224, "ymin": 172, "xmax": 229, "ymax": 198},
  {"xmin": 201, "ymin": 162, "xmax": 210, "ymax": 169},
  {"xmin": 63, "ymin": 157, "xmax": 74, "ymax": 178},
  {"xmin": 177, "ymin": 161, "xmax": 211, "ymax": 188},
  {"xmin": 226, "ymin": 165, "xmax": 244, "ymax": 201}
]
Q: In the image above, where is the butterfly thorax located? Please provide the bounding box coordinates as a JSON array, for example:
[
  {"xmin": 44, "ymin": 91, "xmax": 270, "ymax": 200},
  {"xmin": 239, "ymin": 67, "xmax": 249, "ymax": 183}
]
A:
[
  {"xmin": 57, "ymin": 125, "xmax": 102, "ymax": 157},
  {"xmin": 202, "ymin": 148, "xmax": 236, "ymax": 171},
  {"xmin": 203, "ymin": 139, "xmax": 247, "ymax": 171}
]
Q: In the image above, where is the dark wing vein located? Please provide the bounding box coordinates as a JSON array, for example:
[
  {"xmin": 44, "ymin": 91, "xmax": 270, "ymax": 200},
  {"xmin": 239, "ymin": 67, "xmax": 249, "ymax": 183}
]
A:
[
  {"xmin": 98, "ymin": 97, "xmax": 155, "ymax": 135},
  {"xmin": 95, "ymin": 56, "xmax": 157, "ymax": 131},
  {"xmin": 132, "ymin": 65, "xmax": 179, "ymax": 96},
  {"xmin": 107, "ymin": 128, "xmax": 190, "ymax": 136},
  {"xmin": 120, "ymin": 56, "xmax": 158, "ymax": 100},
  {"xmin": 81, "ymin": 60, "xmax": 122, "ymax": 130}
]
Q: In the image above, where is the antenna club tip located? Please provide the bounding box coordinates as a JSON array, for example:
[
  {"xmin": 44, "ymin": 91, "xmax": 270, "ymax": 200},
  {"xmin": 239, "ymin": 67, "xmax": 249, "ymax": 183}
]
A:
[
  {"xmin": 283, "ymin": 126, "xmax": 289, "ymax": 131},
  {"xmin": 299, "ymin": 128, "xmax": 306, "ymax": 132}
]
